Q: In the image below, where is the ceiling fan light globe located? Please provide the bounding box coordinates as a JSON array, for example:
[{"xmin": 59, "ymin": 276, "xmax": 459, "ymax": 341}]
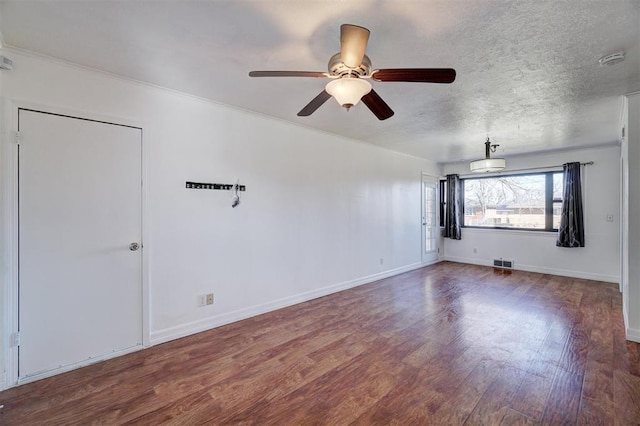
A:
[{"xmin": 325, "ymin": 78, "xmax": 372, "ymax": 109}]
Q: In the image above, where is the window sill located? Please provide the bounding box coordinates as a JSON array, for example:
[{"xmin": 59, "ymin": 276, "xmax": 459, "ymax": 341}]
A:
[{"xmin": 459, "ymin": 227, "xmax": 558, "ymax": 238}]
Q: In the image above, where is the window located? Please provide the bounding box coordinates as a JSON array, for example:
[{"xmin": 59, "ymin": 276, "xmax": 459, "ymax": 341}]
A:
[
  {"xmin": 460, "ymin": 171, "xmax": 563, "ymax": 231},
  {"xmin": 439, "ymin": 179, "xmax": 446, "ymax": 227}
]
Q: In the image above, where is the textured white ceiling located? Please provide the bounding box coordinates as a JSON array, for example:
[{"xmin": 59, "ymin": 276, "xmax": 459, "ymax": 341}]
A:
[{"xmin": 1, "ymin": 0, "xmax": 638, "ymax": 162}]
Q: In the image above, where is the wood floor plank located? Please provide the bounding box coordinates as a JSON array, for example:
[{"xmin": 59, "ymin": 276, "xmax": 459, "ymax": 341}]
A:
[
  {"xmin": 499, "ymin": 408, "xmax": 537, "ymax": 425},
  {"xmin": 540, "ymin": 367, "xmax": 584, "ymax": 425},
  {"xmin": 509, "ymin": 371, "xmax": 555, "ymax": 421},
  {"xmin": 464, "ymin": 365, "xmax": 528, "ymax": 425},
  {"xmin": 351, "ymin": 365, "xmax": 446, "ymax": 424},
  {"xmin": 613, "ymin": 369, "xmax": 640, "ymax": 425},
  {"xmin": 578, "ymin": 395, "xmax": 613, "ymax": 425},
  {"xmin": 1, "ymin": 262, "xmax": 638, "ymax": 425},
  {"xmin": 430, "ymin": 358, "xmax": 503, "ymax": 424}
]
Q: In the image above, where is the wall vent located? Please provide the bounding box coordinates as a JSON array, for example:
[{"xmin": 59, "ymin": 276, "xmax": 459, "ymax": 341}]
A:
[{"xmin": 493, "ymin": 259, "xmax": 513, "ymax": 269}]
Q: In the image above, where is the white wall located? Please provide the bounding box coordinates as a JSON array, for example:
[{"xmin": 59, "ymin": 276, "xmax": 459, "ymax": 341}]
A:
[
  {"xmin": 622, "ymin": 93, "xmax": 640, "ymax": 342},
  {"xmin": 0, "ymin": 57, "xmax": 7, "ymax": 387},
  {"xmin": 0, "ymin": 48, "xmax": 438, "ymax": 386},
  {"xmin": 442, "ymin": 145, "xmax": 620, "ymax": 283}
]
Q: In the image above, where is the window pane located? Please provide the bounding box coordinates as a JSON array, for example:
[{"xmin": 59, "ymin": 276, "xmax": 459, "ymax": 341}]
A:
[
  {"xmin": 425, "ymin": 184, "xmax": 436, "ymax": 253},
  {"xmin": 439, "ymin": 180, "xmax": 446, "ymax": 227},
  {"xmin": 463, "ymin": 175, "xmax": 547, "ymax": 229},
  {"xmin": 553, "ymin": 201, "xmax": 562, "ymax": 229},
  {"xmin": 553, "ymin": 172, "xmax": 563, "ymax": 200}
]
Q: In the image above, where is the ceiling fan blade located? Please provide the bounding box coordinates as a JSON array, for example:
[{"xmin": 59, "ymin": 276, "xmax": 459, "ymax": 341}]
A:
[
  {"xmin": 361, "ymin": 89, "xmax": 394, "ymax": 120},
  {"xmin": 297, "ymin": 90, "xmax": 332, "ymax": 116},
  {"xmin": 249, "ymin": 71, "xmax": 327, "ymax": 78},
  {"xmin": 372, "ymin": 68, "xmax": 456, "ymax": 83},
  {"xmin": 340, "ymin": 24, "xmax": 370, "ymax": 68}
]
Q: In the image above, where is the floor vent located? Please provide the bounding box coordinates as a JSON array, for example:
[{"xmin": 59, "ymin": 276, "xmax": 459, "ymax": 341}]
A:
[{"xmin": 493, "ymin": 259, "xmax": 514, "ymax": 269}]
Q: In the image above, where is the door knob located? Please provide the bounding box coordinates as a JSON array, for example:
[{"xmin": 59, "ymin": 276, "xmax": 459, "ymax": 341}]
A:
[{"xmin": 129, "ymin": 242, "xmax": 140, "ymax": 251}]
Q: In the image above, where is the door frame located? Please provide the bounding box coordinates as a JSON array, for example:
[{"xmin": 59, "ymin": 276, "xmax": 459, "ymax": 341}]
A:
[
  {"xmin": 2, "ymin": 100, "xmax": 150, "ymax": 388},
  {"xmin": 421, "ymin": 173, "xmax": 440, "ymax": 265}
]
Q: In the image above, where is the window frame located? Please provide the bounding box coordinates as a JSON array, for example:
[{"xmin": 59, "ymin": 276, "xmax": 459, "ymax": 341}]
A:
[
  {"xmin": 440, "ymin": 170, "xmax": 563, "ymax": 232},
  {"xmin": 439, "ymin": 179, "xmax": 446, "ymax": 227}
]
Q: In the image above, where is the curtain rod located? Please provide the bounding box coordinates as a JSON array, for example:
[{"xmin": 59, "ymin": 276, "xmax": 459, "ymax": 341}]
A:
[{"xmin": 454, "ymin": 161, "xmax": 593, "ymax": 179}]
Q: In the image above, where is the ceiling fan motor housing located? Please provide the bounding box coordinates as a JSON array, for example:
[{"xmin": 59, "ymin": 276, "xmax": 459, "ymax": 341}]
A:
[{"xmin": 328, "ymin": 53, "xmax": 372, "ymax": 77}]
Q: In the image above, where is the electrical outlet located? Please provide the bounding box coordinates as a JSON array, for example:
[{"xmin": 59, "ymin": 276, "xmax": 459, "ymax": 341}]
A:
[
  {"xmin": 198, "ymin": 295, "xmax": 206, "ymax": 307},
  {"xmin": 206, "ymin": 293, "xmax": 214, "ymax": 305}
]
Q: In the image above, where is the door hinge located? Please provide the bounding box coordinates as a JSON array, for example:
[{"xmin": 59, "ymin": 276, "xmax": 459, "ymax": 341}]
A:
[
  {"xmin": 14, "ymin": 131, "xmax": 21, "ymax": 145},
  {"xmin": 13, "ymin": 332, "xmax": 20, "ymax": 347}
]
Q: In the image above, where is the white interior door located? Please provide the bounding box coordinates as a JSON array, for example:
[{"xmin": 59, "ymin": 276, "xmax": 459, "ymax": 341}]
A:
[
  {"xmin": 18, "ymin": 109, "xmax": 143, "ymax": 380},
  {"xmin": 422, "ymin": 175, "xmax": 439, "ymax": 264}
]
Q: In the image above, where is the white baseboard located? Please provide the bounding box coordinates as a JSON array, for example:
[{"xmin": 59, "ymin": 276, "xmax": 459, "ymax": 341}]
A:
[
  {"xmin": 626, "ymin": 327, "xmax": 640, "ymax": 343},
  {"xmin": 443, "ymin": 256, "xmax": 619, "ymax": 283},
  {"xmin": 623, "ymin": 302, "xmax": 629, "ymax": 333},
  {"xmin": 620, "ymin": 303, "xmax": 640, "ymax": 343},
  {"xmin": 150, "ymin": 262, "xmax": 425, "ymax": 345}
]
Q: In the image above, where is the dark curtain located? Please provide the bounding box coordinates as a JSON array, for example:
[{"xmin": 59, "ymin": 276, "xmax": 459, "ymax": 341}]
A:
[
  {"xmin": 444, "ymin": 174, "xmax": 462, "ymax": 240},
  {"xmin": 556, "ymin": 162, "xmax": 585, "ymax": 247}
]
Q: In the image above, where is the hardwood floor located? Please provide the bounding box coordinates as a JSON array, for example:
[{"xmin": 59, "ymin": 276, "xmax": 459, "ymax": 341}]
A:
[{"xmin": 1, "ymin": 261, "xmax": 639, "ymax": 425}]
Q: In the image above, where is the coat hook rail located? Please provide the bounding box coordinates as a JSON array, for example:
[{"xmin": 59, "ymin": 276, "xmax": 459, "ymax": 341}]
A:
[{"xmin": 186, "ymin": 181, "xmax": 246, "ymax": 191}]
